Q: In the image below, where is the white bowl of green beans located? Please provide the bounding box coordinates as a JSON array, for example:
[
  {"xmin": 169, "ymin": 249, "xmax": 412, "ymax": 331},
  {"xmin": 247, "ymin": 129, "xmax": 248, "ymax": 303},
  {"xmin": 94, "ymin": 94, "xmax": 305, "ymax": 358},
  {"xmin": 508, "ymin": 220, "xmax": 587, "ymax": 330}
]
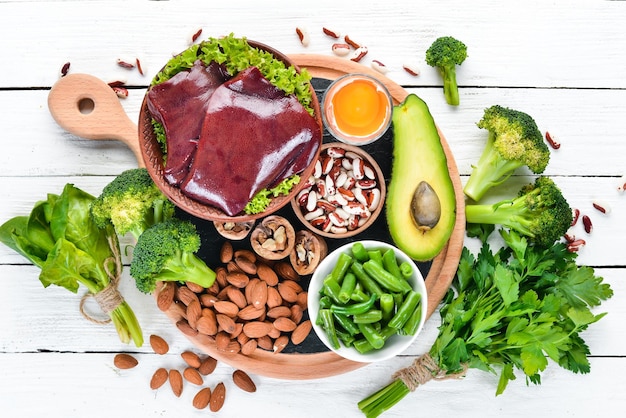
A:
[{"xmin": 308, "ymin": 240, "xmax": 428, "ymax": 362}]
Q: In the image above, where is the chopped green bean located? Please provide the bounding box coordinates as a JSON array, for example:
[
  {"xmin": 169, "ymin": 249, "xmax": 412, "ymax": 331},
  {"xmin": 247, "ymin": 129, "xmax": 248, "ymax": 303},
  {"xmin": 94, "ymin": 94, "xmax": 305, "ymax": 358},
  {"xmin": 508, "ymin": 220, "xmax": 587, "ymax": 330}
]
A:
[
  {"xmin": 351, "ymin": 261, "xmax": 384, "ymax": 296},
  {"xmin": 323, "ymin": 274, "xmax": 343, "ymax": 304},
  {"xmin": 367, "ymin": 250, "xmax": 383, "ymax": 265},
  {"xmin": 363, "ymin": 260, "xmax": 413, "ymax": 294},
  {"xmin": 351, "ymin": 242, "xmax": 370, "ymax": 262},
  {"xmin": 401, "ymin": 298, "xmax": 423, "ymax": 335},
  {"xmin": 382, "ymin": 249, "xmax": 403, "ymax": 279},
  {"xmin": 333, "ymin": 312, "xmax": 360, "ymax": 336},
  {"xmin": 350, "ymin": 285, "xmax": 370, "ymax": 303},
  {"xmin": 380, "ymin": 293, "xmax": 395, "ymax": 322},
  {"xmin": 338, "ymin": 271, "xmax": 357, "ymax": 304},
  {"xmin": 388, "ymin": 291, "xmax": 421, "ymax": 329},
  {"xmin": 358, "ymin": 322, "xmax": 385, "ymax": 349},
  {"xmin": 330, "ymin": 293, "xmax": 377, "ymax": 316},
  {"xmin": 353, "ymin": 309, "xmax": 383, "ymax": 324},
  {"xmin": 319, "ymin": 309, "xmax": 340, "ymax": 350},
  {"xmin": 399, "ymin": 261, "xmax": 414, "ymax": 279},
  {"xmin": 331, "ymin": 252, "xmax": 353, "ymax": 283}
]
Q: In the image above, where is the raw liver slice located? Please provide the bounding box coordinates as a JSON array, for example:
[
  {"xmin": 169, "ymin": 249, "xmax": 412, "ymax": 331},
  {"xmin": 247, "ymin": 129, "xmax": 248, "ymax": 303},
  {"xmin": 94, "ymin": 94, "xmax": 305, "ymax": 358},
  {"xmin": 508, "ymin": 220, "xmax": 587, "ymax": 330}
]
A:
[
  {"xmin": 146, "ymin": 60, "xmax": 230, "ymax": 185},
  {"xmin": 181, "ymin": 66, "xmax": 321, "ymax": 216}
]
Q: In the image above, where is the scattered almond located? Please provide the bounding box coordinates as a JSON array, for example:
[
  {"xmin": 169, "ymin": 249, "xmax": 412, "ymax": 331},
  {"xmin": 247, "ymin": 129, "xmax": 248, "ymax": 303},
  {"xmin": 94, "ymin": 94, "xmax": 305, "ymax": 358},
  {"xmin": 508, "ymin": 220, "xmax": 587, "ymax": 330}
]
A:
[
  {"xmin": 226, "ymin": 271, "xmax": 250, "ymax": 288},
  {"xmin": 169, "ymin": 369, "xmax": 184, "ymax": 397},
  {"xmin": 196, "ymin": 314, "xmax": 218, "ymax": 336},
  {"xmin": 149, "ymin": 334, "xmax": 169, "ymax": 355},
  {"xmin": 243, "ymin": 321, "xmax": 274, "ymax": 338},
  {"xmin": 150, "ymin": 367, "xmax": 168, "ymax": 389},
  {"xmin": 210, "ymin": 382, "xmax": 227, "ymax": 412},
  {"xmin": 198, "ymin": 356, "xmax": 218, "ymax": 375},
  {"xmin": 256, "ymin": 263, "xmax": 279, "ymax": 286},
  {"xmin": 193, "ymin": 387, "xmax": 211, "ymax": 409},
  {"xmin": 183, "ymin": 367, "xmax": 204, "ymax": 385},
  {"xmin": 181, "ymin": 351, "xmax": 202, "ymax": 369},
  {"xmin": 113, "ymin": 353, "xmax": 138, "ymax": 369},
  {"xmin": 241, "ymin": 339, "xmax": 258, "ymax": 355},
  {"xmin": 273, "ymin": 335, "xmax": 289, "ymax": 354},
  {"xmin": 213, "ymin": 300, "xmax": 240, "ymax": 318},
  {"xmin": 274, "ymin": 317, "xmax": 297, "ymax": 332},
  {"xmin": 220, "ymin": 241, "xmax": 234, "ymax": 263},
  {"xmin": 232, "ymin": 369, "xmax": 257, "ymax": 393}
]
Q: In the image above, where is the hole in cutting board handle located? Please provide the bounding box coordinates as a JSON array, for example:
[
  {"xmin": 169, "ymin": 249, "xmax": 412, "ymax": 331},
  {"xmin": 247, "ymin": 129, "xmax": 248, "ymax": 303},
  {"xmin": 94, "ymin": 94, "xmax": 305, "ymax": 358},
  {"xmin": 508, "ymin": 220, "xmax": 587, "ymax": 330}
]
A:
[{"xmin": 78, "ymin": 97, "xmax": 95, "ymax": 114}]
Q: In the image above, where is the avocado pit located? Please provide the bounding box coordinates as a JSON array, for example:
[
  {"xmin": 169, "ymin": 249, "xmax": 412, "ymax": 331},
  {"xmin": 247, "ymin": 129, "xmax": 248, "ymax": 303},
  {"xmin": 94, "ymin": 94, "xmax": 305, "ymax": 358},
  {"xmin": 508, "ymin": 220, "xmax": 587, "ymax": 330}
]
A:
[{"xmin": 411, "ymin": 181, "xmax": 441, "ymax": 232}]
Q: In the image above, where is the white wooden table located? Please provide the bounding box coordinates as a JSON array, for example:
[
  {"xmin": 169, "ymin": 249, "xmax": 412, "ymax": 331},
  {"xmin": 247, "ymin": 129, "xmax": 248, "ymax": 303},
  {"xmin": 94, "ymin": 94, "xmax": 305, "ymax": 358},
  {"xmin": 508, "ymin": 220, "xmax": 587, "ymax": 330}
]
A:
[{"xmin": 1, "ymin": 1, "xmax": 625, "ymax": 417}]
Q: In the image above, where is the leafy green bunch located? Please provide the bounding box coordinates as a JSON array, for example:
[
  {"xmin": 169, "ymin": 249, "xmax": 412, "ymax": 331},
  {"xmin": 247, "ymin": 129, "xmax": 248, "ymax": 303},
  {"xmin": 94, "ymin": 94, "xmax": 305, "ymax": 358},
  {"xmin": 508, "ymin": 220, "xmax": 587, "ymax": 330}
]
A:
[
  {"xmin": 359, "ymin": 228, "xmax": 612, "ymax": 417},
  {"xmin": 0, "ymin": 184, "xmax": 143, "ymax": 346}
]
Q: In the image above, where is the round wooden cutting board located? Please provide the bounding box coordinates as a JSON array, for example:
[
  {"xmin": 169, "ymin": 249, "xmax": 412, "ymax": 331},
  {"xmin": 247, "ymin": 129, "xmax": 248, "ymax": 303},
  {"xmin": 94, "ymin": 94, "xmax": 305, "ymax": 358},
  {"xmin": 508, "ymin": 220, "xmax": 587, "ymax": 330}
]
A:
[
  {"xmin": 47, "ymin": 54, "xmax": 465, "ymax": 380},
  {"xmin": 153, "ymin": 55, "xmax": 466, "ymax": 379}
]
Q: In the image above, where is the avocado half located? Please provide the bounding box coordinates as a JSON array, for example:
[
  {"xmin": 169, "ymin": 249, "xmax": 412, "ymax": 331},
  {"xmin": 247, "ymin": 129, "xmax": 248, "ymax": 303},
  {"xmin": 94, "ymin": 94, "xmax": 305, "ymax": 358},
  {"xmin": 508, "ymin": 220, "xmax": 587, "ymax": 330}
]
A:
[{"xmin": 386, "ymin": 94, "xmax": 456, "ymax": 262}]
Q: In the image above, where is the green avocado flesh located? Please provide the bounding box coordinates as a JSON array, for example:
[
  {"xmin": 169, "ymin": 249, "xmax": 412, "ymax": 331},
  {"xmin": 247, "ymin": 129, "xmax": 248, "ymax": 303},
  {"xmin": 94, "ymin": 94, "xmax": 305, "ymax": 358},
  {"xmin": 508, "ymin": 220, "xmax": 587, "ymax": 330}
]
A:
[{"xmin": 386, "ymin": 94, "xmax": 456, "ymax": 262}]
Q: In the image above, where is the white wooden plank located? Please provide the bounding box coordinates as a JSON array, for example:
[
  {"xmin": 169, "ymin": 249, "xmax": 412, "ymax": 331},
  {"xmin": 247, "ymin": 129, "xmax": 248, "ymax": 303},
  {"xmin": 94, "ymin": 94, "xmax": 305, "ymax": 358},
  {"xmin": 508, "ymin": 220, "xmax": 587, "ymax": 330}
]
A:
[
  {"xmin": 0, "ymin": 1, "xmax": 625, "ymax": 89},
  {"xmin": 0, "ymin": 352, "xmax": 623, "ymax": 417}
]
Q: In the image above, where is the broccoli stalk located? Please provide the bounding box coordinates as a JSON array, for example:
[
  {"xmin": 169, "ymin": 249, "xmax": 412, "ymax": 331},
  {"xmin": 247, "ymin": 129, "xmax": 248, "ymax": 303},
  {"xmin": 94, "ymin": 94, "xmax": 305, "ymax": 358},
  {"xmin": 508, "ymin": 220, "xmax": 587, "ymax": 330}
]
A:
[
  {"xmin": 90, "ymin": 168, "xmax": 175, "ymax": 241},
  {"xmin": 465, "ymin": 176, "xmax": 573, "ymax": 247},
  {"xmin": 425, "ymin": 36, "xmax": 468, "ymax": 106},
  {"xmin": 130, "ymin": 218, "xmax": 216, "ymax": 294},
  {"xmin": 464, "ymin": 105, "xmax": 551, "ymax": 202}
]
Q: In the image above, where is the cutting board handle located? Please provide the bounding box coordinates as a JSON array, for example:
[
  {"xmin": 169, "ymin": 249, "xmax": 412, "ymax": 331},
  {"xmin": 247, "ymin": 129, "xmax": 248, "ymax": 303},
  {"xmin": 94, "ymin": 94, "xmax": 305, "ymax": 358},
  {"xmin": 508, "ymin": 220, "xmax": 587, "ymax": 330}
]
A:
[{"xmin": 47, "ymin": 73, "xmax": 144, "ymax": 166}]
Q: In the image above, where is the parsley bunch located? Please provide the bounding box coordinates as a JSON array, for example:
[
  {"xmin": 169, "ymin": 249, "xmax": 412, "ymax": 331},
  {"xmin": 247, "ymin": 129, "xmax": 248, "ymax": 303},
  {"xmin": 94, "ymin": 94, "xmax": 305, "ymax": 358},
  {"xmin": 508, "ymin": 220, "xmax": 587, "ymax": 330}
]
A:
[{"xmin": 359, "ymin": 228, "xmax": 613, "ymax": 417}]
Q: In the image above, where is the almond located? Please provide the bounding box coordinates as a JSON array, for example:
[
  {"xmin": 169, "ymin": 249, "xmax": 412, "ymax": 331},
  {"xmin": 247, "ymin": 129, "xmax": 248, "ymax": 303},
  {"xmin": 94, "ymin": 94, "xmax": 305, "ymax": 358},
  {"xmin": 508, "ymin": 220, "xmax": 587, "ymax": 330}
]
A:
[
  {"xmin": 245, "ymin": 278, "xmax": 260, "ymax": 304},
  {"xmin": 241, "ymin": 339, "xmax": 258, "ymax": 355},
  {"xmin": 220, "ymin": 241, "xmax": 234, "ymax": 264},
  {"xmin": 216, "ymin": 313, "xmax": 237, "ymax": 334},
  {"xmin": 235, "ymin": 255, "xmax": 257, "ymax": 275},
  {"xmin": 274, "ymin": 261, "xmax": 300, "ymax": 281},
  {"xmin": 210, "ymin": 382, "xmax": 226, "ymax": 412},
  {"xmin": 267, "ymin": 323, "xmax": 281, "ymax": 339},
  {"xmin": 277, "ymin": 282, "xmax": 298, "ymax": 303},
  {"xmin": 193, "ymin": 387, "xmax": 211, "ymax": 409},
  {"xmin": 290, "ymin": 304, "xmax": 304, "ymax": 324},
  {"xmin": 196, "ymin": 314, "xmax": 218, "ymax": 336},
  {"xmin": 256, "ymin": 263, "xmax": 278, "ymax": 286},
  {"xmin": 266, "ymin": 286, "xmax": 283, "ymax": 308},
  {"xmin": 226, "ymin": 271, "xmax": 250, "ymax": 288},
  {"xmin": 226, "ymin": 286, "xmax": 248, "ymax": 309},
  {"xmin": 113, "ymin": 353, "xmax": 138, "ymax": 369},
  {"xmin": 150, "ymin": 367, "xmax": 168, "ymax": 389},
  {"xmin": 186, "ymin": 299, "xmax": 202, "ymax": 328},
  {"xmin": 176, "ymin": 285, "xmax": 199, "ymax": 306},
  {"xmin": 149, "ymin": 334, "xmax": 169, "ymax": 355},
  {"xmin": 250, "ymin": 280, "xmax": 268, "ymax": 309},
  {"xmin": 169, "ymin": 369, "xmax": 184, "ymax": 397},
  {"xmin": 183, "ymin": 367, "xmax": 204, "ymax": 385},
  {"xmin": 215, "ymin": 266, "xmax": 228, "ymax": 288},
  {"xmin": 200, "ymin": 293, "xmax": 219, "ymax": 308},
  {"xmin": 213, "ymin": 300, "xmax": 240, "ymax": 317},
  {"xmin": 186, "ymin": 281, "xmax": 205, "ymax": 293},
  {"xmin": 222, "ymin": 340, "xmax": 241, "ymax": 354},
  {"xmin": 273, "ymin": 317, "xmax": 297, "ymax": 332},
  {"xmin": 227, "ymin": 260, "xmax": 243, "ymax": 273},
  {"xmin": 243, "ymin": 321, "xmax": 274, "ymax": 338},
  {"xmin": 156, "ymin": 281, "xmax": 175, "ymax": 311},
  {"xmin": 232, "ymin": 369, "xmax": 257, "ymax": 393},
  {"xmin": 238, "ymin": 305, "xmax": 266, "ymax": 321},
  {"xmin": 234, "ymin": 249, "xmax": 257, "ymax": 263},
  {"xmin": 291, "ymin": 319, "xmax": 312, "ymax": 345},
  {"xmin": 273, "ymin": 335, "xmax": 289, "ymax": 354},
  {"xmin": 266, "ymin": 305, "xmax": 291, "ymax": 319},
  {"xmin": 256, "ymin": 335, "xmax": 273, "ymax": 351},
  {"xmin": 296, "ymin": 291, "xmax": 308, "ymax": 310},
  {"xmin": 215, "ymin": 331, "xmax": 232, "ymax": 351},
  {"xmin": 198, "ymin": 356, "xmax": 218, "ymax": 375},
  {"xmin": 176, "ymin": 319, "xmax": 199, "ymax": 337},
  {"xmin": 181, "ymin": 351, "xmax": 202, "ymax": 368}
]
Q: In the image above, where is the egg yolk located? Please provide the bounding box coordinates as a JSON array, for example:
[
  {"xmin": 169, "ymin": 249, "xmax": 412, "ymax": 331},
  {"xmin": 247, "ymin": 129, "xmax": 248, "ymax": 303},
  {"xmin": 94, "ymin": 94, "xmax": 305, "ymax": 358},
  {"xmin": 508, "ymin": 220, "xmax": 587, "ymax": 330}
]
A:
[{"xmin": 330, "ymin": 78, "xmax": 389, "ymax": 138}]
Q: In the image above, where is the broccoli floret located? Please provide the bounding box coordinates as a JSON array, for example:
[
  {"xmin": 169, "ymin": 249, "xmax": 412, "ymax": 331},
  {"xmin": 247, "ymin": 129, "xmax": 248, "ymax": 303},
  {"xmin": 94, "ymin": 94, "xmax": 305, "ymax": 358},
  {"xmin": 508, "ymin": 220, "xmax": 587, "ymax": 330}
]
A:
[
  {"xmin": 90, "ymin": 168, "xmax": 175, "ymax": 240},
  {"xmin": 425, "ymin": 36, "xmax": 468, "ymax": 106},
  {"xmin": 130, "ymin": 218, "xmax": 216, "ymax": 294},
  {"xmin": 463, "ymin": 105, "xmax": 550, "ymax": 202},
  {"xmin": 465, "ymin": 176, "xmax": 573, "ymax": 248}
]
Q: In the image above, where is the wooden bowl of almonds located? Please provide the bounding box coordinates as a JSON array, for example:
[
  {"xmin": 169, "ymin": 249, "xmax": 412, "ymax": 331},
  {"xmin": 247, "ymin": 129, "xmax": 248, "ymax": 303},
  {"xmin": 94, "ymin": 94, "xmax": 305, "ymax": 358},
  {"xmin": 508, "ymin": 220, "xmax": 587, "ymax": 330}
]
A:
[{"xmin": 290, "ymin": 142, "xmax": 386, "ymax": 238}]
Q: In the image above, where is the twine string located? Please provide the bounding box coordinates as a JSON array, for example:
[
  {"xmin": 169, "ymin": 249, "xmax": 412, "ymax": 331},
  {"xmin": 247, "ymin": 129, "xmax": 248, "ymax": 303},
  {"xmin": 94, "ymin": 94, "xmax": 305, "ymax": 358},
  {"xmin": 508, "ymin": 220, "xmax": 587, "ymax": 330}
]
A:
[
  {"xmin": 393, "ymin": 353, "xmax": 468, "ymax": 392},
  {"xmin": 79, "ymin": 235, "xmax": 124, "ymax": 324}
]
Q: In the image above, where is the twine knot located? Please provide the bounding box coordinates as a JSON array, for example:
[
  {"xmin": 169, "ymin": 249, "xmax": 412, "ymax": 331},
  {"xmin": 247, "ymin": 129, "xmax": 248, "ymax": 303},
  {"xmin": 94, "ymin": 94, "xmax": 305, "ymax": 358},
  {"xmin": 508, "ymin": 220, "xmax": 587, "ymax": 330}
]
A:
[
  {"xmin": 393, "ymin": 353, "xmax": 468, "ymax": 392},
  {"xmin": 79, "ymin": 235, "xmax": 125, "ymax": 324}
]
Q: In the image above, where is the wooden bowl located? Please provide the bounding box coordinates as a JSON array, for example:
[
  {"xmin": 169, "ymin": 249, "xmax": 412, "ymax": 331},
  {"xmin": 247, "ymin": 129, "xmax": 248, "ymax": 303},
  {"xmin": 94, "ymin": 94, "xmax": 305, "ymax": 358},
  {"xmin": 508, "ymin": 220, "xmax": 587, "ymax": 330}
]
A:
[
  {"xmin": 138, "ymin": 40, "xmax": 323, "ymax": 222},
  {"xmin": 290, "ymin": 142, "xmax": 386, "ymax": 239}
]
